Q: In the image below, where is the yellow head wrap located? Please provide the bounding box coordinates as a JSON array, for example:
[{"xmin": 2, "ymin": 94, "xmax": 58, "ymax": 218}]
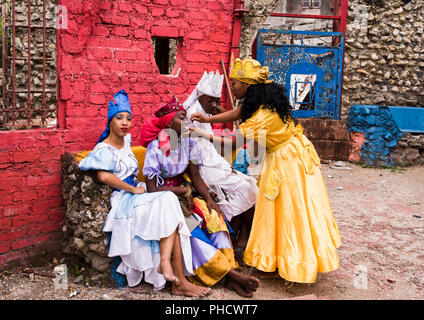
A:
[{"xmin": 229, "ymin": 57, "xmax": 272, "ymax": 85}]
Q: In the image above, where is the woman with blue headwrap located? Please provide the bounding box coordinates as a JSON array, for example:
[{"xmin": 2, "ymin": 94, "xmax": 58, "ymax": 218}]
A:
[{"xmin": 79, "ymin": 90, "xmax": 210, "ymax": 297}]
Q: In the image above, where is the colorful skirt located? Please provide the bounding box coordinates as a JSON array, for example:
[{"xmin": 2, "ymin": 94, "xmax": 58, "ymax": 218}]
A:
[
  {"xmin": 163, "ymin": 175, "xmax": 239, "ymax": 286},
  {"xmin": 187, "ymin": 204, "xmax": 238, "ymax": 286}
]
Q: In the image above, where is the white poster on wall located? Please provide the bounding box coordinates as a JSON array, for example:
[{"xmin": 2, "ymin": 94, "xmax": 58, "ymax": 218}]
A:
[{"xmin": 289, "ymin": 73, "xmax": 316, "ymax": 110}]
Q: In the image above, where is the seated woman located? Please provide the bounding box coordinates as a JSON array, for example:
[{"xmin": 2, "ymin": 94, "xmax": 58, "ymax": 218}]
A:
[
  {"xmin": 139, "ymin": 97, "xmax": 260, "ymax": 297},
  {"xmin": 78, "ymin": 90, "xmax": 210, "ymax": 297}
]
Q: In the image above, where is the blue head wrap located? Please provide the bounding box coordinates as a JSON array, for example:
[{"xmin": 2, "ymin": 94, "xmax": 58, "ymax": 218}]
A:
[{"xmin": 97, "ymin": 89, "xmax": 132, "ymax": 144}]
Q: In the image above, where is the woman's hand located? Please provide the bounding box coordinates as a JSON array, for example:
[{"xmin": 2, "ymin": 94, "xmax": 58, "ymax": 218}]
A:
[
  {"xmin": 186, "ymin": 194, "xmax": 194, "ymax": 210},
  {"xmin": 182, "ymin": 185, "xmax": 194, "ymax": 210},
  {"xmin": 131, "ymin": 186, "xmax": 146, "ymax": 194},
  {"xmin": 190, "ymin": 112, "xmax": 209, "ymax": 123},
  {"xmin": 188, "ymin": 127, "xmax": 199, "ymax": 134},
  {"xmin": 206, "ymin": 198, "xmax": 224, "ymax": 218}
]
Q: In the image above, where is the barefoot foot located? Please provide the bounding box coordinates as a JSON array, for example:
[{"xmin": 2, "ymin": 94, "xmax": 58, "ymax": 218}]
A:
[
  {"xmin": 224, "ymin": 278, "xmax": 253, "ymax": 297},
  {"xmin": 157, "ymin": 260, "xmax": 179, "ymax": 284},
  {"xmin": 171, "ymin": 279, "xmax": 211, "ymax": 298},
  {"xmin": 228, "ymin": 269, "xmax": 260, "ymax": 292}
]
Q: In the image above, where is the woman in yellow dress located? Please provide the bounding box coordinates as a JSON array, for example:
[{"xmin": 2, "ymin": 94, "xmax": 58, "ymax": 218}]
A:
[{"xmin": 190, "ymin": 58, "xmax": 342, "ymax": 283}]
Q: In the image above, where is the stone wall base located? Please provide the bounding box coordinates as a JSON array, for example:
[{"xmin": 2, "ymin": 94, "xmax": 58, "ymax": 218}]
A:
[{"xmin": 393, "ymin": 133, "xmax": 424, "ymax": 166}]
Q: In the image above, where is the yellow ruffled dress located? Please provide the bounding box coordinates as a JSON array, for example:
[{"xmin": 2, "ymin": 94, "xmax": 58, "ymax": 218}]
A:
[{"xmin": 239, "ymin": 107, "xmax": 342, "ymax": 283}]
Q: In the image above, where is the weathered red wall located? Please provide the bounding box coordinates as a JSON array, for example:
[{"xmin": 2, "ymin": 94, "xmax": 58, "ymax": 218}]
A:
[{"xmin": 0, "ymin": 0, "xmax": 235, "ymax": 267}]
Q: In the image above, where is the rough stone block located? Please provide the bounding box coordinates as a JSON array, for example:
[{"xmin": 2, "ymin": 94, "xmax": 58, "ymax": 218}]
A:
[
  {"xmin": 349, "ymin": 131, "xmax": 366, "ymax": 163},
  {"xmin": 392, "ymin": 147, "xmax": 422, "ymax": 166}
]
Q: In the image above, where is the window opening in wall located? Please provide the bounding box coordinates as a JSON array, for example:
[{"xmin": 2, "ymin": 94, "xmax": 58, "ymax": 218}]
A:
[
  {"xmin": 271, "ymin": 0, "xmax": 334, "ymax": 16},
  {"xmin": 1, "ymin": 0, "xmax": 58, "ymax": 130},
  {"xmin": 151, "ymin": 37, "xmax": 179, "ymax": 75},
  {"xmin": 303, "ymin": 0, "xmax": 321, "ymax": 8}
]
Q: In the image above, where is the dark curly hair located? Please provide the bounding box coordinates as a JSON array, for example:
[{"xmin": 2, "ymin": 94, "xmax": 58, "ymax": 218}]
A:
[{"xmin": 240, "ymin": 82, "xmax": 293, "ymax": 124}]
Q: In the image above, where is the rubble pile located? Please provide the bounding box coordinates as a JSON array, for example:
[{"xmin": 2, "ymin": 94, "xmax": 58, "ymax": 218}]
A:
[
  {"xmin": 393, "ymin": 133, "xmax": 424, "ymax": 166},
  {"xmin": 61, "ymin": 153, "xmax": 112, "ymax": 273}
]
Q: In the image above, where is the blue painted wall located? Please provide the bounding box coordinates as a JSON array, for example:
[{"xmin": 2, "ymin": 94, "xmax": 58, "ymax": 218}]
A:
[{"xmin": 348, "ymin": 105, "xmax": 404, "ymax": 167}]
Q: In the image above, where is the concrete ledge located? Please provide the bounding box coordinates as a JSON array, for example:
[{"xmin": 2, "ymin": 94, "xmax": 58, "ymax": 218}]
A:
[{"xmin": 387, "ymin": 106, "xmax": 424, "ymax": 134}]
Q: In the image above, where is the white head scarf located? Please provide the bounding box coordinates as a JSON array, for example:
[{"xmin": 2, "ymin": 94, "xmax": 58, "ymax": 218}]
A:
[{"xmin": 183, "ymin": 70, "xmax": 224, "ymax": 111}]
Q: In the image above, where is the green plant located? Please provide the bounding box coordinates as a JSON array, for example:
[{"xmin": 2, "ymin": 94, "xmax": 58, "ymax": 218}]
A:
[
  {"xmin": 384, "ymin": 165, "xmax": 405, "ymax": 173},
  {"xmin": 72, "ymin": 264, "xmax": 82, "ymax": 276}
]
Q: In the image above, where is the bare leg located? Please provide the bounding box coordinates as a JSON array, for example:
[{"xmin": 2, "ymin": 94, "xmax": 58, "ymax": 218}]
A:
[
  {"xmin": 230, "ymin": 215, "xmax": 243, "ymax": 245},
  {"xmin": 235, "ymin": 206, "xmax": 255, "ymax": 248},
  {"xmin": 158, "ymin": 229, "xmax": 179, "ymax": 284},
  {"xmin": 170, "ymin": 232, "xmax": 211, "ymax": 297},
  {"xmin": 243, "ymin": 206, "xmax": 254, "ymax": 231}
]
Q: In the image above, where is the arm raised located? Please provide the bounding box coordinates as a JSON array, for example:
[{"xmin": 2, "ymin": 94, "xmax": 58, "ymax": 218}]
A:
[{"xmin": 190, "ymin": 106, "xmax": 241, "ymax": 124}]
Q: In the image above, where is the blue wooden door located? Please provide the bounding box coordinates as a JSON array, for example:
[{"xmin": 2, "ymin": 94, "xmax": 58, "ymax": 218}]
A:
[{"xmin": 256, "ymin": 29, "xmax": 344, "ymax": 119}]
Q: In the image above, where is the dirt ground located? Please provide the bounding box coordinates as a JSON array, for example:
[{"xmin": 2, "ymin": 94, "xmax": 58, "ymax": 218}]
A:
[{"xmin": 1, "ymin": 162, "xmax": 423, "ymax": 301}]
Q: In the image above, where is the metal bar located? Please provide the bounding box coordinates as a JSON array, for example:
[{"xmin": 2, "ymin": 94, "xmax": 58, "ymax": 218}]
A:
[
  {"xmin": 261, "ymin": 42, "xmax": 339, "ymax": 50},
  {"xmin": 41, "ymin": 0, "xmax": 46, "ymax": 125},
  {"xmin": 335, "ymin": 0, "xmax": 341, "ymax": 16},
  {"xmin": 2, "ymin": 3, "xmax": 8, "ymax": 110},
  {"xmin": 6, "ymin": 24, "xmax": 56, "ymax": 29},
  {"xmin": 8, "ymin": 56, "xmax": 54, "ymax": 61},
  {"xmin": 13, "ymin": 89, "xmax": 56, "ymax": 93},
  {"xmin": 270, "ymin": 13, "xmax": 341, "ymax": 20},
  {"xmin": 27, "ymin": 0, "xmax": 32, "ymax": 126},
  {"xmin": 336, "ymin": 35, "xmax": 345, "ymax": 119},
  {"xmin": 331, "ymin": 0, "xmax": 340, "ymax": 33},
  {"xmin": 57, "ymin": 7, "xmax": 64, "ymax": 129},
  {"xmin": 340, "ymin": 0, "xmax": 349, "ymax": 34},
  {"xmin": 331, "ymin": 0, "xmax": 341, "ymax": 44},
  {"xmin": 338, "ymin": 0, "xmax": 349, "ymax": 119},
  {"xmin": 258, "ymin": 28, "xmax": 344, "ymax": 36},
  {"xmin": 1, "ymin": 110, "xmax": 55, "ymax": 114},
  {"xmin": 11, "ymin": 0, "xmax": 16, "ymax": 126}
]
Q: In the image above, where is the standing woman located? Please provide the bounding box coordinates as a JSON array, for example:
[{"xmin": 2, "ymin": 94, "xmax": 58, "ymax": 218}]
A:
[
  {"xmin": 79, "ymin": 90, "xmax": 210, "ymax": 297},
  {"xmin": 190, "ymin": 58, "xmax": 342, "ymax": 284}
]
